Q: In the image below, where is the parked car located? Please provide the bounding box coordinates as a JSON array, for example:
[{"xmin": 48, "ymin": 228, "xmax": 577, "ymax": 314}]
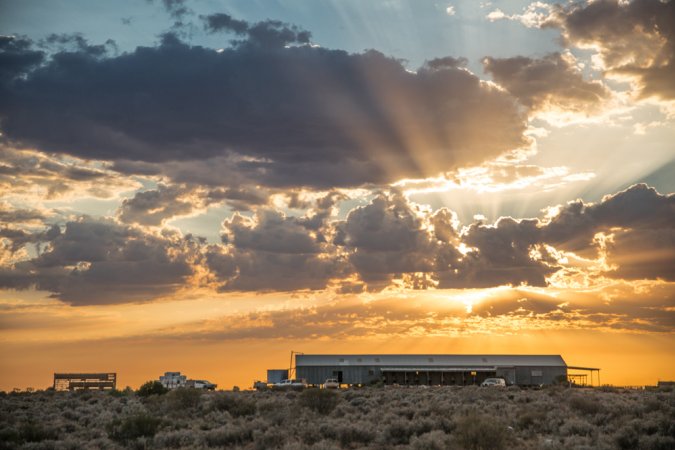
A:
[
  {"xmin": 481, "ymin": 378, "xmax": 506, "ymax": 387},
  {"xmin": 273, "ymin": 379, "xmax": 307, "ymax": 390},
  {"xmin": 185, "ymin": 379, "xmax": 217, "ymax": 390},
  {"xmin": 323, "ymin": 378, "xmax": 340, "ymax": 389}
]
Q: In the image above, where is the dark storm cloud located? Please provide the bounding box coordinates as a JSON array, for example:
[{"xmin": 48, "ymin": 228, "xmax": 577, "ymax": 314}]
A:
[
  {"xmin": 0, "ymin": 18, "xmax": 528, "ymax": 188},
  {"xmin": 205, "ymin": 187, "xmax": 270, "ymax": 212},
  {"xmin": 117, "ymin": 184, "xmax": 203, "ymax": 226},
  {"xmin": 0, "ymin": 218, "xmax": 199, "ymax": 305},
  {"xmin": 0, "ymin": 183, "xmax": 672, "ymax": 302},
  {"xmin": 205, "ymin": 209, "xmax": 348, "ymax": 292},
  {"xmin": 483, "ymin": 52, "xmax": 609, "ymax": 111},
  {"xmin": 203, "ymin": 184, "xmax": 674, "ymax": 293},
  {"xmin": 604, "ymin": 228, "xmax": 675, "ymax": 281},
  {"xmin": 160, "ymin": 0, "xmax": 190, "ymax": 19},
  {"xmin": 222, "ymin": 209, "xmax": 321, "ymax": 254},
  {"xmin": 468, "ymin": 183, "xmax": 675, "ymax": 283},
  {"xmin": 337, "ymin": 193, "xmax": 448, "ymax": 285},
  {"xmin": 438, "ymin": 217, "xmax": 558, "ymax": 289},
  {"xmin": 0, "ymin": 35, "xmax": 44, "ymax": 87},
  {"xmin": 201, "ymin": 13, "xmax": 311, "ymax": 48},
  {"xmin": 545, "ymin": 0, "xmax": 675, "ymax": 99},
  {"xmin": 0, "ymin": 206, "xmax": 45, "ymax": 224},
  {"xmin": 201, "ymin": 13, "xmax": 249, "ymax": 34},
  {"xmin": 0, "ymin": 148, "xmax": 136, "ymax": 199},
  {"xmin": 543, "ymin": 183, "xmax": 675, "ymax": 253},
  {"xmin": 40, "ymin": 33, "xmax": 115, "ymax": 57}
]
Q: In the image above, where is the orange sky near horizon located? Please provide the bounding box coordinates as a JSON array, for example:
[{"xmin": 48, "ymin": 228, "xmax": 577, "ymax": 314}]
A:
[{"xmin": 2, "ymin": 326, "xmax": 673, "ymax": 391}]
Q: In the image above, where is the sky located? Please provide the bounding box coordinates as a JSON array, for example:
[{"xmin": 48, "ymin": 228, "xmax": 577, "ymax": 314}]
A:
[{"xmin": 0, "ymin": 0, "xmax": 673, "ymax": 390}]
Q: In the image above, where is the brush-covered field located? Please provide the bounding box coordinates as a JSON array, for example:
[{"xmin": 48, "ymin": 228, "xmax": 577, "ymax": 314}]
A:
[{"xmin": 1, "ymin": 385, "xmax": 673, "ymax": 449}]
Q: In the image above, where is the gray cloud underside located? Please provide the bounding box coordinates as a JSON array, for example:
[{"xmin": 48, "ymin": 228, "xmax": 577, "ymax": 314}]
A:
[
  {"xmin": 0, "ymin": 148, "xmax": 132, "ymax": 199},
  {"xmin": 483, "ymin": 52, "xmax": 610, "ymax": 111},
  {"xmin": 0, "ymin": 25, "xmax": 527, "ymax": 189},
  {"xmin": 0, "ymin": 218, "xmax": 200, "ymax": 305},
  {"xmin": 0, "ymin": 184, "xmax": 672, "ymax": 305},
  {"xmin": 546, "ymin": 0, "xmax": 675, "ymax": 99}
]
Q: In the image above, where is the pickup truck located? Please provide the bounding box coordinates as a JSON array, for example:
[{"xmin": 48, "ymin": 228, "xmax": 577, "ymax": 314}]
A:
[{"xmin": 273, "ymin": 379, "xmax": 308, "ymax": 390}]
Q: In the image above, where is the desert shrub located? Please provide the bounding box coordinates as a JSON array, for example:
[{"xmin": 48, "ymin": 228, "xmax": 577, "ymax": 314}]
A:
[
  {"xmin": 615, "ymin": 425, "xmax": 640, "ymax": 450},
  {"xmin": 107, "ymin": 412, "xmax": 161, "ymax": 443},
  {"xmin": 0, "ymin": 427, "xmax": 20, "ymax": 449},
  {"xmin": 257, "ymin": 398, "xmax": 288, "ymax": 426},
  {"xmin": 204, "ymin": 424, "xmax": 253, "ymax": 447},
  {"xmin": 298, "ymin": 388, "xmax": 339, "ymax": 415},
  {"xmin": 252, "ymin": 426, "xmax": 288, "ymax": 450},
  {"xmin": 212, "ymin": 393, "xmax": 256, "ymax": 417},
  {"xmin": 348, "ymin": 395, "xmax": 367, "ymax": 407},
  {"xmin": 643, "ymin": 398, "xmax": 665, "ymax": 413},
  {"xmin": 569, "ymin": 395, "xmax": 602, "ymax": 416},
  {"xmin": 453, "ymin": 411, "xmax": 510, "ymax": 450},
  {"xmin": 516, "ymin": 410, "xmax": 548, "ymax": 432},
  {"xmin": 598, "ymin": 385, "xmax": 618, "ymax": 393},
  {"xmin": 18, "ymin": 421, "xmax": 58, "ymax": 443},
  {"xmin": 560, "ymin": 418, "xmax": 595, "ymax": 437},
  {"xmin": 335, "ymin": 423, "xmax": 376, "ymax": 446},
  {"xmin": 136, "ymin": 381, "xmax": 168, "ymax": 398},
  {"xmin": 153, "ymin": 429, "xmax": 197, "ymax": 448},
  {"xmin": 165, "ymin": 387, "xmax": 202, "ymax": 410},
  {"xmin": 641, "ymin": 435, "xmax": 675, "ymax": 450},
  {"xmin": 410, "ymin": 430, "xmax": 453, "ymax": 450},
  {"xmin": 384, "ymin": 418, "xmax": 416, "ymax": 445}
]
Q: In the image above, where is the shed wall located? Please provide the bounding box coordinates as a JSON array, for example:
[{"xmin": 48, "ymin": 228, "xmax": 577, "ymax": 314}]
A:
[{"xmin": 296, "ymin": 364, "xmax": 566, "ymax": 386}]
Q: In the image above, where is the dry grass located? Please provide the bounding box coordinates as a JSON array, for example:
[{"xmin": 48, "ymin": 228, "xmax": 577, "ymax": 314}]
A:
[{"xmin": 0, "ymin": 386, "xmax": 673, "ymax": 449}]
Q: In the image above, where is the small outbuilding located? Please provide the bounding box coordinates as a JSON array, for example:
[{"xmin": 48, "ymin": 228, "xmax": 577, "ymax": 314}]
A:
[{"xmin": 295, "ymin": 354, "xmax": 570, "ymax": 387}]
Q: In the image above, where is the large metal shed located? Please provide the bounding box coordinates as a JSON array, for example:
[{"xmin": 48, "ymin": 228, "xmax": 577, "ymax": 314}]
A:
[{"xmin": 295, "ymin": 354, "xmax": 568, "ymax": 386}]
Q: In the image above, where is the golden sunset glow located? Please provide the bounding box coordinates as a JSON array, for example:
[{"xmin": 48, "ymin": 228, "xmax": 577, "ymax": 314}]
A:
[{"xmin": 1, "ymin": 0, "xmax": 674, "ymax": 393}]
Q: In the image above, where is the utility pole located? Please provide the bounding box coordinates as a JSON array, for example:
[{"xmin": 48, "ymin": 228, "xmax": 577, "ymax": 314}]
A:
[{"xmin": 289, "ymin": 350, "xmax": 304, "ymax": 379}]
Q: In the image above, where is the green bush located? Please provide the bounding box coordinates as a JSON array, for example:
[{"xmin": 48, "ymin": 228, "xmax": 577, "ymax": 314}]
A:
[
  {"xmin": 298, "ymin": 388, "xmax": 339, "ymax": 415},
  {"xmin": 107, "ymin": 413, "xmax": 161, "ymax": 443},
  {"xmin": 137, "ymin": 380, "xmax": 168, "ymax": 398}
]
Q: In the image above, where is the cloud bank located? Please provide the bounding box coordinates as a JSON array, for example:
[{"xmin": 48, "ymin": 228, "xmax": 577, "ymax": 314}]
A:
[
  {"xmin": 0, "ymin": 20, "xmax": 528, "ymax": 189},
  {"xmin": 1, "ymin": 183, "xmax": 672, "ymax": 304}
]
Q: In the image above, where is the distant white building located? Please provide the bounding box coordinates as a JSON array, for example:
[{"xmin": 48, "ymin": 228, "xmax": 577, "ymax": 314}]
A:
[{"xmin": 159, "ymin": 371, "xmax": 187, "ymax": 389}]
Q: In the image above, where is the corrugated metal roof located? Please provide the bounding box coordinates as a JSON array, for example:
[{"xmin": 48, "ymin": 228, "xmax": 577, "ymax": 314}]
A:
[{"xmin": 296, "ymin": 354, "xmax": 566, "ymax": 367}]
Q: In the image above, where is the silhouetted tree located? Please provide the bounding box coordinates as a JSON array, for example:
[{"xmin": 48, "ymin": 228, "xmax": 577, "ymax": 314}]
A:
[{"xmin": 136, "ymin": 381, "xmax": 168, "ymax": 397}]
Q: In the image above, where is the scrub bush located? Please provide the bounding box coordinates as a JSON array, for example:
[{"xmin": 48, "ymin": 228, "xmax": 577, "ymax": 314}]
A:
[
  {"xmin": 298, "ymin": 388, "xmax": 339, "ymax": 415},
  {"xmin": 106, "ymin": 412, "xmax": 161, "ymax": 443},
  {"xmin": 453, "ymin": 411, "xmax": 510, "ymax": 450},
  {"xmin": 569, "ymin": 395, "xmax": 602, "ymax": 415},
  {"xmin": 1, "ymin": 384, "xmax": 673, "ymax": 449},
  {"xmin": 212, "ymin": 393, "xmax": 256, "ymax": 417},
  {"xmin": 165, "ymin": 387, "xmax": 202, "ymax": 410}
]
